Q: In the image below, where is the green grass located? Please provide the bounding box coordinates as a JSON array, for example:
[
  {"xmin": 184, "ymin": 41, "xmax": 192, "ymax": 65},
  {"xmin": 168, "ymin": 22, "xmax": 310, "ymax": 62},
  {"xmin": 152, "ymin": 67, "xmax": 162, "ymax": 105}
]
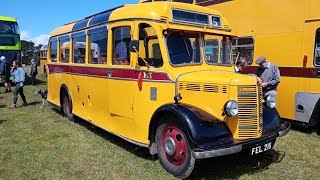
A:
[{"xmin": 0, "ymin": 75, "xmax": 320, "ymax": 179}]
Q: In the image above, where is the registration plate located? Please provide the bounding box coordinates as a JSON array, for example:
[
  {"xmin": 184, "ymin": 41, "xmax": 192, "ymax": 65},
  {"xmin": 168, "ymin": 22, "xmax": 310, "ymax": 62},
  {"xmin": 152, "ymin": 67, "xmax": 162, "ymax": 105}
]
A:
[{"xmin": 250, "ymin": 142, "xmax": 272, "ymax": 155}]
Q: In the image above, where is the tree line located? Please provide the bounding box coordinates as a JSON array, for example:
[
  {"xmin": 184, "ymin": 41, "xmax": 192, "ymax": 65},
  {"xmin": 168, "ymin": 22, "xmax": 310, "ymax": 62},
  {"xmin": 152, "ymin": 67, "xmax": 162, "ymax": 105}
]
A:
[{"xmin": 21, "ymin": 40, "xmax": 43, "ymax": 65}]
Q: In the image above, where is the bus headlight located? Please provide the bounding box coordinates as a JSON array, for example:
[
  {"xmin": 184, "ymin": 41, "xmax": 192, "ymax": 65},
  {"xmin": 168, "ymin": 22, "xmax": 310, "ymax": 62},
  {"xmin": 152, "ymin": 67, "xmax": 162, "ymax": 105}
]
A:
[
  {"xmin": 224, "ymin": 100, "xmax": 239, "ymax": 117},
  {"xmin": 266, "ymin": 94, "xmax": 276, "ymax": 109}
]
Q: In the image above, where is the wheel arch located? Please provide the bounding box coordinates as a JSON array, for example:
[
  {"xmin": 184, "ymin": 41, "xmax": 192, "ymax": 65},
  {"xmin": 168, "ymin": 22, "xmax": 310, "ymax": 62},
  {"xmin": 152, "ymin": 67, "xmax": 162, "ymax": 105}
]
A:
[
  {"xmin": 59, "ymin": 83, "xmax": 72, "ymax": 111},
  {"xmin": 309, "ymin": 98, "xmax": 320, "ymax": 127},
  {"xmin": 148, "ymin": 103, "xmax": 231, "ymax": 151}
]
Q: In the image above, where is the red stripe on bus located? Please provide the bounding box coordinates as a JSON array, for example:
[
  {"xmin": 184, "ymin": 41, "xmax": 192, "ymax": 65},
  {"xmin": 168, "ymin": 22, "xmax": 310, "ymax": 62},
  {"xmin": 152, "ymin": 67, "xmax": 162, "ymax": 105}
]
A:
[
  {"xmin": 47, "ymin": 64, "xmax": 173, "ymax": 81},
  {"xmin": 242, "ymin": 66, "xmax": 320, "ymax": 78}
]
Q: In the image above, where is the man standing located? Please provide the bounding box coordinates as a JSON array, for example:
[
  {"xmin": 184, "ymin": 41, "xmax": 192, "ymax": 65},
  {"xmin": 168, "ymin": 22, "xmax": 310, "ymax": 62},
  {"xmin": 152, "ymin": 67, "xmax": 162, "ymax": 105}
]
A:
[
  {"xmin": 0, "ymin": 56, "xmax": 12, "ymax": 92},
  {"xmin": 30, "ymin": 59, "xmax": 38, "ymax": 86},
  {"xmin": 256, "ymin": 56, "xmax": 280, "ymax": 97}
]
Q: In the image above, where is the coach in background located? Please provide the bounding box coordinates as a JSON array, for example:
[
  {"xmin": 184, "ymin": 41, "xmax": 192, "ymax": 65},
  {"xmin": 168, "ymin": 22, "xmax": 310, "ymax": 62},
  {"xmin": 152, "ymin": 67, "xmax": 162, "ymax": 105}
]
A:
[{"xmin": 256, "ymin": 56, "xmax": 280, "ymax": 97}]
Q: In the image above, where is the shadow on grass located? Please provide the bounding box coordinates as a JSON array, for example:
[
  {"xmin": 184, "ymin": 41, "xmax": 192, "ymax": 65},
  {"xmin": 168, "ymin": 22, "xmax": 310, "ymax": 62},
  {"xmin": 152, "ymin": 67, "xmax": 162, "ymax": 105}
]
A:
[
  {"xmin": 188, "ymin": 149, "xmax": 285, "ymax": 179},
  {"xmin": 75, "ymin": 116, "xmax": 155, "ymax": 161},
  {"xmin": 50, "ymin": 108, "xmax": 285, "ymax": 178},
  {"xmin": 291, "ymin": 123, "xmax": 317, "ymax": 134},
  {"xmin": 0, "ymin": 104, "xmax": 6, "ymax": 108},
  {"xmin": 27, "ymin": 101, "xmax": 42, "ymax": 106},
  {"xmin": 0, "ymin": 120, "xmax": 7, "ymax": 124}
]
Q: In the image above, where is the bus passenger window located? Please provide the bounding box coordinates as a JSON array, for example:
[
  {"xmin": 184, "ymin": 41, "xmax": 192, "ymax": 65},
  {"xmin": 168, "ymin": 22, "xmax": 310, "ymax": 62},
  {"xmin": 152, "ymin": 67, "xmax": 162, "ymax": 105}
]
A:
[
  {"xmin": 113, "ymin": 26, "xmax": 131, "ymax": 65},
  {"xmin": 59, "ymin": 36, "xmax": 70, "ymax": 63},
  {"xmin": 73, "ymin": 32, "xmax": 86, "ymax": 64},
  {"xmin": 232, "ymin": 37, "xmax": 254, "ymax": 65},
  {"xmin": 314, "ymin": 29, "xmax": 320, "ymax": 66},
  {"xmin": 50, "ymin": 39, "xmax": 57, "ymax": 62},
  {"xmin": 138, "ymin": 23, "xmax": 163, "ymax": 68},
  {"xmin": 204, "ymin": 39, "xmax": 219, "ymax": 64},
  {"xmin": 89, "ymin": 28, "xmax": 108, "ymax": 64}
]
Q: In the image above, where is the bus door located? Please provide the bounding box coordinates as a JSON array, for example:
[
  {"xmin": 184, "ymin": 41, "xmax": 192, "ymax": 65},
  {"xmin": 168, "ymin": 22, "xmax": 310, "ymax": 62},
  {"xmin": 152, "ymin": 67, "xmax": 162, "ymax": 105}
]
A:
[
  {"xmin": 295, "ymin": 21, "xmax": 320, "ymax": 123},
  {"xmin": 108, "ymin": 22, "xmax": 135, "ymax": 138}
]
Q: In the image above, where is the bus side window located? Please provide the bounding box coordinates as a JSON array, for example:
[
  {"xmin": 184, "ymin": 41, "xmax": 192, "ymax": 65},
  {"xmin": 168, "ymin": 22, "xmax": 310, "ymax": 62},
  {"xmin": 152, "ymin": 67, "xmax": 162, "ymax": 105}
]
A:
[
  {"xmin": 314, "ymin": 29, "xmax": 320, "ymax": 66},
  {"xmin": 232, "ymin": 37, "xmax": 254, "ymax": 65},
  {"xmin": 112, "ymin": 26, "xmax": 131, "ymax": 65},
  {"xmin": 138, "ymin": 23, "xmax": 163, "ymax": 68},
  {"xmin": 49, "ymin": 39, "xmax": 57, "ymax": 62},
  {"xmin": 89, "ymin": 27, "xmax": 108, "ymax": 64},
  {"xmin": 72, "ymin": 32, "xmax": 86, "ymax": 64},
  {"xmin": 59, "ymin": 36, "xmax": 70, "ymax": 63}
]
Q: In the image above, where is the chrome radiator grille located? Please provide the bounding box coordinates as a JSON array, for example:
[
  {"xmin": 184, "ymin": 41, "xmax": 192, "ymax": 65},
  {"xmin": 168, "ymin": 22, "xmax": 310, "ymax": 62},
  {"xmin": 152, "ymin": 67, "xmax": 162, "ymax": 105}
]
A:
[{"xmin": 237, "ymin": 85, "xmax": 262, "ymax": 138}]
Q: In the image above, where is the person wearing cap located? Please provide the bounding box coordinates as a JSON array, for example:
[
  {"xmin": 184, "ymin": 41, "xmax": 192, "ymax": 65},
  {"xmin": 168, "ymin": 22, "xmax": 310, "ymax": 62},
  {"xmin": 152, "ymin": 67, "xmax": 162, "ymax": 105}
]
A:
[
  {"xmin": 0, "ymin": 56, "xmax": 12, "ymax": 93},
  {"xmin": 235, "ymin": 57, "xmax": 248, "ymax": 73},
  {"xmin": 256, "ymin": 56, "xmax": 280, "ymax": 97}
]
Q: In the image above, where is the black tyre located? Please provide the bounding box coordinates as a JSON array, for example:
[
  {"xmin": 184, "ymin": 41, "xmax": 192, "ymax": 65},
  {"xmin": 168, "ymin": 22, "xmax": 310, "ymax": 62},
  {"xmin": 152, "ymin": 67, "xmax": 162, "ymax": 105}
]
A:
[
  {"xmin": 62, "ymin": 91, "xmax": 74, "ymax": 121},
  {"xmin": 155, "ymin": 118, "xmax": 195, "ymax": 179}
]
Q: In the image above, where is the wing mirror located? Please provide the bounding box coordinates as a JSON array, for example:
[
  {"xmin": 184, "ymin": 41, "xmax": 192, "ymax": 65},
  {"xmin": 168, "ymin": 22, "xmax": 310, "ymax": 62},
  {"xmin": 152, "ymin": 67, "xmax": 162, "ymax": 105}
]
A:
[{"xmin": 129, "ymin": 40, "xmax": 139, "ymax": 53}]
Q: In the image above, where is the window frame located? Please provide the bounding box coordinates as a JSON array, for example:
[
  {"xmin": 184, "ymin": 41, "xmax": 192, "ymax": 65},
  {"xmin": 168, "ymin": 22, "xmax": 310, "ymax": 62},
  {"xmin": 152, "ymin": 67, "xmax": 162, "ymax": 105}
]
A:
[
  {"xmin": 165, "ymin": 31, "xmax": 203, "ymax": 67},
  {"xmin": 88, "ymin": 25, "xmax": 108, "ymax": 64},
  {"xmin": 137, "ymin": 23, "xmax": 164, "ymax": 68},
  {"xmin": 232, "ymin": 36, "xmax": 255, "ymax": 65},
  {"xmin": 49, "ymin": 37, "xmax": 58, "ymax": 63},
  {"xmin": 204, "ymin": 38, "xmax": 220, "ymax": 65},
  {"xmin": 72, "ymin": 31, "xmax": 87, "ymax": 64},
  {"xmin": 59, "ymin": 35, "xmax": 71, "ymax": 63},
  {"xmin": 314, "ymin": 28, "xmax": 320, "ymax": 67},
  {"xmin": 112, "ymin": 26, "xmax": 132, "ymax": 66}
]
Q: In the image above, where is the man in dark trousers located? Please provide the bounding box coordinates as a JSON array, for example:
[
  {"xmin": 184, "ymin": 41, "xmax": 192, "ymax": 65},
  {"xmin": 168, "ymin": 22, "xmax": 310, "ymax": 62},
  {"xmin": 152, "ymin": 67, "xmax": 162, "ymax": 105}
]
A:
[
  {"xmin": 256, "ymin": 56, "xmax": 280, "ymax": 97},
  {"xmin": 0, "ymin": 56, "xmax": 12, "ymax": 92},
  {"xmin": 30, "ymin": 59, "xmax": 38, "ymax": 86}
]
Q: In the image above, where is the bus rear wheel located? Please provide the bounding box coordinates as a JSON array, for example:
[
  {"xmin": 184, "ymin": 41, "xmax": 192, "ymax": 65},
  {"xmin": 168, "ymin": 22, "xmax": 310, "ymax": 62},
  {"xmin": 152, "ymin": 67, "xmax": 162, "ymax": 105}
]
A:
[
  {"xmin": 62, "ymin": 91, "xmax": 74, "ymax": 121},
  {"xmin": 155, "ymin": 119, "xmax": 195, "ymax": 179}
]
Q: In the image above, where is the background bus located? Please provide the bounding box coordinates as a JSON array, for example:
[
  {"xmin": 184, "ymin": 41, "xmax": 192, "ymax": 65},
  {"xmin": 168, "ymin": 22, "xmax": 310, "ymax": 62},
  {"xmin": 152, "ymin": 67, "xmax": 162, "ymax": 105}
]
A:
[
  {"xmin": 0, "ymin": 16, "xmax": 21, "ymax": 62},
  {"xmin": 40, "ymin": 45, "xmax": 48, "ymax": 75},
  {"xmin": 196, "ymin": 0, "xmax": 320, "ymax": 128}
]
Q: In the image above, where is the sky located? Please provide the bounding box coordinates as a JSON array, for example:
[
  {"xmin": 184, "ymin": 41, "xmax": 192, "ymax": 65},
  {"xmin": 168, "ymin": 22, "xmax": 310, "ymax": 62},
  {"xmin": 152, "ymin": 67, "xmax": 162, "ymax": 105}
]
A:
[{"xmin": 1, "ymin": 0, "xmax": 138, "ymax": 46}]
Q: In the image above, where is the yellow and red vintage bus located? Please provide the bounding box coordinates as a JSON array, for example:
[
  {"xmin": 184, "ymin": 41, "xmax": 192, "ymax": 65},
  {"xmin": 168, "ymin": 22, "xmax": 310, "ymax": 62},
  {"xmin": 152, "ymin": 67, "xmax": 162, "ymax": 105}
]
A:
[
  {"xmin": 197, "ymin": 0, "xmax": 320, "ymax": 128},
  {"xmin": 47, "ymin": 1, "xmax": 290, "ymax": 178},
  {"xmin": 40, "ymin": 45, "xmax": 48, "ymax": 75}
]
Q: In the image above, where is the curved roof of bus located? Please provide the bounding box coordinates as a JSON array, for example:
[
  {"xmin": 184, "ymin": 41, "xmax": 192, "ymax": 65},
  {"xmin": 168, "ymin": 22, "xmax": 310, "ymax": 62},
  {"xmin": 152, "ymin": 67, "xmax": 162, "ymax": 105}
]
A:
[
  {"xmin": 50, "ymin": 2, "xmax": 227, "ymax": 37},
  {"xmin": 40, "ymin": 45, "xmax": 48, "ymax": 50},
  {"xmin": 0, "ymin": 16, "xmax": 17, "ymax": 22}
]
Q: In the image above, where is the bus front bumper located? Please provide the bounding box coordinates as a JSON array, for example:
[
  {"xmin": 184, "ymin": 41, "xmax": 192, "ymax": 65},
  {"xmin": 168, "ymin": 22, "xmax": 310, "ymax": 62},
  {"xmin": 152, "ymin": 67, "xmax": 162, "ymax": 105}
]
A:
[{"xmin": 192, "ymin": 121, "xmax": 291, "ymax": 160}]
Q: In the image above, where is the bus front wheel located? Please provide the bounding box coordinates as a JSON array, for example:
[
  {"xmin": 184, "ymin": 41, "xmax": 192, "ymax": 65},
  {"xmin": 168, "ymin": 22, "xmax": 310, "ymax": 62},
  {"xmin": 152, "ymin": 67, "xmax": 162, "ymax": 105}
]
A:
[
  {"xmin": 155, "ymin": 118, "xmax": 195, "ymax": 179},
  {"xmin": 62, "ymin": 91, "xmax": 74, "ymax": 121}
]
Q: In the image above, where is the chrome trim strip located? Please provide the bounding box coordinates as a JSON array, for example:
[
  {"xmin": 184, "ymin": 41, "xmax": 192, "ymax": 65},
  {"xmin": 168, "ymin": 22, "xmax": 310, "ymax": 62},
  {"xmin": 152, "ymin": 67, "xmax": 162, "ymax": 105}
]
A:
[
  {"xmin": 74, "ymin": 114, "xmax": 150, "ymax": 148},
  {"xmin": 192, "ymin": 145, "xmax": 242, "ymax": 159},
  {"xmin": 278, "ymin": 123, "xmax": 291, "ymax": 137},
  {"xmin": 238, "ymin": 115, "xmax": 257, "ymax": 119},
  {"xmin": 238, "ymin": 104, "xmax": 257, "ymax": 108},
  {"xmin": 238, "ymin": 94, "xmax": 257, "ymax": 97}
]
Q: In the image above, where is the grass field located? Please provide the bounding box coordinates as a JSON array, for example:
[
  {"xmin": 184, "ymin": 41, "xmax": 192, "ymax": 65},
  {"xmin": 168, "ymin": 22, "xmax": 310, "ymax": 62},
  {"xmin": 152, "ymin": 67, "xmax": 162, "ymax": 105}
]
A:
[{"xmin": 0, "ymin": 75, "xmax": 320, "ymax": 179}]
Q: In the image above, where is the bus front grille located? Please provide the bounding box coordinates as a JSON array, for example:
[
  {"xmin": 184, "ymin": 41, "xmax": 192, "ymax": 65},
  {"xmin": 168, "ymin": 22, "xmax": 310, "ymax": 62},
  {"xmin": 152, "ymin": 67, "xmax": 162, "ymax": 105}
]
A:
[{"xmin": 237, "ymin": 85, "xmax": 262, "ymax": 139}]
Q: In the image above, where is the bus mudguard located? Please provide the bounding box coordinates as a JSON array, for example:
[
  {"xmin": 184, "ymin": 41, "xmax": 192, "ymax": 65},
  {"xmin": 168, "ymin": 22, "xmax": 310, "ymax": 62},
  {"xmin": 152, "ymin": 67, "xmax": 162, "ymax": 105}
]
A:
[
  {"xmin": 150, "ymin": 103, "xmax": 287, "ymax": 150},
  {"xmin": 150, "ymin": 103, "xmax": 234, "ymax": 150}
]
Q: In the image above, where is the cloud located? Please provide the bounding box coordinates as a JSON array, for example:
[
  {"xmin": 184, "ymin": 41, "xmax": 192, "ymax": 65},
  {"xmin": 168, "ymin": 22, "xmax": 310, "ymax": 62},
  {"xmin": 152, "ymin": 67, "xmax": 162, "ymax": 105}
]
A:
[
  {"xmin": 21, "ymin": 30, "xmax": 32, "ymax": 40},
  {"xmin": 20, "ymin": 30, "xmax": 49, "ymax": 46},
  {"xmin": 32, "ymin": 34, "xmax": 49, "ymax": 46}
]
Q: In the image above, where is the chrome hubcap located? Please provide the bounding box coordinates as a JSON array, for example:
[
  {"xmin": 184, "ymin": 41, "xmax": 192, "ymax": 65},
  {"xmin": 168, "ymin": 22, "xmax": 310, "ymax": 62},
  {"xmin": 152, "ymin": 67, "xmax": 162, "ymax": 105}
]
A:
[{"xmin": 164, "ymin": 137, "xmax": 176, "ymax": 156}]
